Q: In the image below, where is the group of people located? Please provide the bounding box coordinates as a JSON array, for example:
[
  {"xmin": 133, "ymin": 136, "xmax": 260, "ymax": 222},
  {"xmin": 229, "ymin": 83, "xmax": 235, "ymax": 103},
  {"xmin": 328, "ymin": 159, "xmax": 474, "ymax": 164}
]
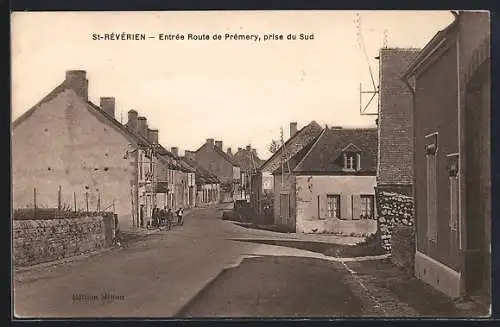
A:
[{"xmin": 149, "ymin": 207, "xmax": 184, "ymax": 230}]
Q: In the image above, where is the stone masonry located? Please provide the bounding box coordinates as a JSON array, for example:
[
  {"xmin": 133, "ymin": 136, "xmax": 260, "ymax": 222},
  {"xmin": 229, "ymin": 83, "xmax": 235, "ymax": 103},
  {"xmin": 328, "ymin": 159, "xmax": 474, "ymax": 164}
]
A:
[
  {"xmin": 375, "ymin": 190, "xmax": 415, "ymax": 252},
  {"xmin": 13, "ymin": 215, "xmax": 114, "ymax": 267}
]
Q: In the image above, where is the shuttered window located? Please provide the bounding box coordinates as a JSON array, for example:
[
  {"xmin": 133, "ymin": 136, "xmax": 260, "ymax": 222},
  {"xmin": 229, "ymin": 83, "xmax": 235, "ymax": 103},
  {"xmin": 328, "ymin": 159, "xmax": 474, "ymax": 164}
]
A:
[
  {"xmin": 426, "ymin": 151, "xmax": 438, "ymax": 242},
  {"xmin": 327, "ymin": 195, "xmax": 340, "ymax": 219},
  {"xmin": 449, "ymin": 176, "xmax": 458, "ymax": 230},
  {"xmin": 360, "ymin": 195, "xmax": 374, "ymax": 219}
]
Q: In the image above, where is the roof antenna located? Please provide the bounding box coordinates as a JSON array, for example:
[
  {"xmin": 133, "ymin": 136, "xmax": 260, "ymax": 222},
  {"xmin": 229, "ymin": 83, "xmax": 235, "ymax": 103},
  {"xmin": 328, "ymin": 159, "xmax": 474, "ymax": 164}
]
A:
[{"xmin": 356, "ymin": 12, "xmax": 379, "ymax": 117}]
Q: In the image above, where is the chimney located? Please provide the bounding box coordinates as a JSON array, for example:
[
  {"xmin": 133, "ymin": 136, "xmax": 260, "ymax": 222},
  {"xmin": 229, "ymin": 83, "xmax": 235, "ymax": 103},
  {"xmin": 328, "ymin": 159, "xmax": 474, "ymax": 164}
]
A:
[
  {"xmin": 127, "ymin": 110, "xmax": 138, "ymax": 131},
  {"xmin": 171, "ymin": 147, "xmax": 179, "ymax": 157},
  {"xmin": 65, "ymin": 70, "xmax": 88, "ymax": 100},
  {"xmin": 215, "ymin": 141, "xmax": 223, "ymax": 150},
  {"xmin": 227, "ymin": 148, "xmax": 232, "ymax": 156},
  {"xmin": 290, "ymin": 122, "xmax": 298, "ymax": 138},
  {"xmin": 148, "ymin": 128, "xmax": 159, "ymax": 144},
  {"xmin": 185, "ymin": 150, "xmax": 195, "ymax": 161},
  {"xmin": 137, "ymin": 117, "xmax": 147, "ymax": 138},
  {"xmin": 206, "ymin": 138, "xmax": 215, "ymax": 146},
  {"xmin": 100, "ymin": 97, "xmax": 115, "ymax": 118}
]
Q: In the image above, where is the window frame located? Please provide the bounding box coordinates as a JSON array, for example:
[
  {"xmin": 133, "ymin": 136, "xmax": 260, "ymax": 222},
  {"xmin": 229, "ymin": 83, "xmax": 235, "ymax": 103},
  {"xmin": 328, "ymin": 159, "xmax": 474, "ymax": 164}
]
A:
[
  {"xmin": 326, "ymin": 194, "xmax": 341, "ymax": 219},
  {"xmin": 359, "ymin": 194, "xmax": 375, "ymax": 219}
]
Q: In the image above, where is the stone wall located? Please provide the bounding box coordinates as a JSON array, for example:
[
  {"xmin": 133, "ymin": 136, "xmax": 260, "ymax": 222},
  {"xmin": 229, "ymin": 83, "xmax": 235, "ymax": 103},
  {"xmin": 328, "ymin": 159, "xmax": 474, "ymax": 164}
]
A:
[
  {"xmin": 13, "ymin": 215, "xmax": 115, "ymax": 267},
  {"xmin": 375, "ymin": 190, "xmax": 415, "ymax": 252}
]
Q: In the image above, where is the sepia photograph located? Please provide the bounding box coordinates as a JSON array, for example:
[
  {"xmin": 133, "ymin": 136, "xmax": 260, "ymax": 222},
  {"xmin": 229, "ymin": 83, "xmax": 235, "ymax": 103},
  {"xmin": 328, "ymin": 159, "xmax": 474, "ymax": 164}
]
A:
[{"xmin": 11, "ymin": 10, "xmax": 491, "ymax": 318}]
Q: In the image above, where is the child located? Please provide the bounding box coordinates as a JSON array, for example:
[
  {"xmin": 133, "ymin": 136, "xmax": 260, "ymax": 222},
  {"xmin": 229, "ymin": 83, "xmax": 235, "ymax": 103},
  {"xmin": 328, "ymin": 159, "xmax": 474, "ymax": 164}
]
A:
[{"xmin": 176, "ymin": 208, "xmax": 184, "ymax": 226}]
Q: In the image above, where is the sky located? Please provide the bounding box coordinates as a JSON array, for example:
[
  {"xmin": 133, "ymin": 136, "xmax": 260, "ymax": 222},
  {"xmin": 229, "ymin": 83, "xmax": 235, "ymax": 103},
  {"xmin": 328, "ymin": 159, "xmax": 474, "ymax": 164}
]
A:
[{"xmin": 11, "ymin": 11, "xmax": 455, "ymax": 160}]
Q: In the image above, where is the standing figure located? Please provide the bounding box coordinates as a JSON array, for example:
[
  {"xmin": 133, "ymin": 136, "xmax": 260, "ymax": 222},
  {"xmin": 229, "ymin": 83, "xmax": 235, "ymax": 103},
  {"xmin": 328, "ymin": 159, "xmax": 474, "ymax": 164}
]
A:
[{"xmin": 176, "ymin": 208, "xmax": 184, "ymax": 226}]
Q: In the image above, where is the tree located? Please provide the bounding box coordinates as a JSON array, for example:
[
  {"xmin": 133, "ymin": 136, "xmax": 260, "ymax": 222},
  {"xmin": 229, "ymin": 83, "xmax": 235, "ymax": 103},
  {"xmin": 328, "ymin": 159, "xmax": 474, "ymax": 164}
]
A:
[{"xmin": 267, "ymin": 139, "xmax": 281, "ymax": 155}]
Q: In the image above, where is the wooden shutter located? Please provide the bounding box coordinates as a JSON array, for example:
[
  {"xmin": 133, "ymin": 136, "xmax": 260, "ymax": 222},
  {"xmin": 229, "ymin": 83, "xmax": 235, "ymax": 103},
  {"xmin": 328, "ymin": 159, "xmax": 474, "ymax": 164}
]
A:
[
  {"xmin": 340, "ymin": 193, "xmax": 349, "ymax": 220},
  {"xmin": 426, "ymin": 154, "xmax": 437, "ymax": 241},
  {"xmin": 352, "ymin": 195, "xmax": 361, "ymax": 220},
  {"xmin": 318, "ymin": 194, "xmax": 327, "ymax": 219}
]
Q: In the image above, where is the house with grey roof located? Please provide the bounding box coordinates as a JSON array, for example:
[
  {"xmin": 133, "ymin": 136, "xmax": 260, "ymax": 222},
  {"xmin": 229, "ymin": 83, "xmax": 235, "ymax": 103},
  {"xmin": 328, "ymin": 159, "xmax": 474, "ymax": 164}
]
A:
[{"xmin": 272, "ymin": 126, "xmax": 378, "ymax": 234}]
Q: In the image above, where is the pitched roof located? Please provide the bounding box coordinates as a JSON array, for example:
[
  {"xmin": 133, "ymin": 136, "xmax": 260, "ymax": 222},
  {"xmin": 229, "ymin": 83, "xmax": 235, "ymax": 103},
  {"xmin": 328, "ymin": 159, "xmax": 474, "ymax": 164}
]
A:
[
  {"xmin": 195, "ymin": 142, "xmax": 239, "ymax": 166},
  {"xmin": 260, "ymin": 121, "xmax": 323, "ymax": 173},
  {"xmin": 183, "ymin": 157, "xmax": 222, "ymax": 185},
  {"xmin": 13, "ymin": 81, "xmax": 153, "ymax": 148},
  {"xmin": 12, "ymin": 79, "xmax": 188, "ymax": 174},
  {"xmin": 232, "ymin": 148, "xmax": 265, "ymax": 172},
  {"xmin": 271, "ymin": 132, "xmax": 321, "ymax": 175},
  {"xmin": 293, "ymin": 127, "xmax": 378, "ymax": 174}
]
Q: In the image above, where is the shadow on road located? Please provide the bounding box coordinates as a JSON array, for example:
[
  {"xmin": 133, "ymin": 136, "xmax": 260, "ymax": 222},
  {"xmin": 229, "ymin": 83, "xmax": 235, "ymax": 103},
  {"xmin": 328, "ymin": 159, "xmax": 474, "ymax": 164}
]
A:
[{"xmin": 230, "ymin": 237, "xmax": 386, "ymax": 258}]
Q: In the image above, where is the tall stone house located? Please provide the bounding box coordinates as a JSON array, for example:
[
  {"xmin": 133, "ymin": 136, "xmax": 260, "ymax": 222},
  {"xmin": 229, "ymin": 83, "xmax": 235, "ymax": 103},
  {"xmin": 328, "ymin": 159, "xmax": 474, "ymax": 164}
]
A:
[
  {"xmin": 12, "ymin": 70, "xmax": 159, "ymax": 230},
  {"xmin": 194, "ymin": 139, "xmax": 240, "ymax": 203},
  {"xmin": 376, "ymin": 47, "xmax": 420, "ymax": 197},
  {"xmin": 403, "ymin": 11, "xmax": 490, "ymax": 306},
  {"xmin": 273, "ymin": 127, "xmax": 378, "ymax": 234},
  {"xmin": 232, "ymin": 145, "xmax": 265, "ymax": 201},
  {"xmin": 252, "ymin": 121, "xmax": 323, "ymax": 216},
  {"xmin": 183, "ymin": 151, "xmax": 221, "ymax": 207}
]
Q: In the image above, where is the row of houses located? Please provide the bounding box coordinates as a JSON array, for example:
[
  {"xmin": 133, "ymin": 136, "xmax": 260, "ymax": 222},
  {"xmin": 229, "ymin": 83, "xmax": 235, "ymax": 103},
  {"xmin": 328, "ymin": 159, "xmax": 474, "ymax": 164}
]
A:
[
  {"xmin": 12, "ymin": 70, "xmax": 222, "ymax": 230},
  {"xmin": 248, "ymin": 11, "xmax": 490, "ymax": 306}
]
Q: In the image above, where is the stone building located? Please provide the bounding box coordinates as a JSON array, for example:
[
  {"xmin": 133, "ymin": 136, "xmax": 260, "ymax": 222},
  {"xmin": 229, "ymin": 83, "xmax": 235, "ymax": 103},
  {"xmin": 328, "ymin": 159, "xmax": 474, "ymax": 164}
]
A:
[
  {"xmin": 194, "ymin": 139, "xmax": 240, "ymax": 203},
  {"xmin": 232, "ymin": 145, "xmax": 265, "ymax": 201},
  {"xmin": 272, "ymin": 127, "xmax": 378, "ymax": 234},
  {"xmin": 253, "ymin": 121, "xmax": 323, "ymax": 216},
  {"xmin": 12, "ymin": 70, "xmax": 156, "ymax": 230}
]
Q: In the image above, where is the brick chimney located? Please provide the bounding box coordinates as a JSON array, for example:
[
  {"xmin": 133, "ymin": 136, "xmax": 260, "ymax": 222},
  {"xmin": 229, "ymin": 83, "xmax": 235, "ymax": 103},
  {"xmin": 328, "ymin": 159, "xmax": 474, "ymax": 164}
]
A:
[
  {"xmin": 184, "ymin": 150, "xmax": 195, "ymax": 161},
  {"xmin": 171, "ymin": 147, "xmax": 179, "ymax": 157},
  {"xmin": 148, "ymin": 128, "xmax": 159, "ymax": 144},
  {"xmin": 227, "ymin": 148, "xmax": 232, "ymax": 156},
  {"xmin": 215, "ymin": 141, "xmax": 223, "ymax": 150},
  {"xmin": 290, "ymin": 122, "xmax": 298, "ymax": 138},
  {"xmin": 137, "ymin": 117, "xmax": 147, "ymax": 138},
  {"xmin": 206, "ymin": 138, "xmax": 214, "ymax": 146},
  {"xmin": 127, "ymin": 110, "xmax": 138, "ymax": 132},
  {"xmin": 65, "ymin": 70, "xmax": 88, "ymax": 100},
  {"xmin": 100, "ymin": 97, "xmax": 115, "ymax": 118}
]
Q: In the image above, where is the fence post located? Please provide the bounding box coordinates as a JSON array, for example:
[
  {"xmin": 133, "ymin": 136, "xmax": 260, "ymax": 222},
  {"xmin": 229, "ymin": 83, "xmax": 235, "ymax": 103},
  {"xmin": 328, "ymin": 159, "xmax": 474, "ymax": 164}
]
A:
[
  {"xmin": 58, "ymin": 185, "xmax": 62, "ymax": 213},
  {"xmin": 74, "ymin": 192, "xmax": 77, "ymax": 212},
  {"xmin": 85, "ymin": 192, "xmax": 89, "ymax": 213},
  {"xmin": 33, "ymin": 187, "xmax": 37, "ymax": 219}
]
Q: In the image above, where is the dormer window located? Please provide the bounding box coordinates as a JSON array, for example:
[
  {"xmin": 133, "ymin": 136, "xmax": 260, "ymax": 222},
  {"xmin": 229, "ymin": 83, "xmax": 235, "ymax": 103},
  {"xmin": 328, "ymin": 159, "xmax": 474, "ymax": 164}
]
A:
[{"xmin": 342, "ymin": 143, "xmax": 362, "ymax": 172}]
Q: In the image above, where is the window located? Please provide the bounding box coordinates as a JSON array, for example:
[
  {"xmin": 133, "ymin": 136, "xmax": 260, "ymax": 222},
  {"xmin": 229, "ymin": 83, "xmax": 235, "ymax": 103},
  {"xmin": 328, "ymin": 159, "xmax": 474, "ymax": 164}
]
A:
[
  {"xmin": 327, "ymin": 195, "xmax": 340, "ymax": 219},
  {"xmin": 425, "ymin": 133, "xmax": 438, "ymax": 242},
  {"xmin": 345, "ymin": 155, "xmax": 356, "ymax": 170},
  {"xmin": 343, "ymin": 152, "xmax": 361, "ymax": 171},
  {"xmin": 360, "ymin": 195, "xmax": 374, "ymax": 219}
]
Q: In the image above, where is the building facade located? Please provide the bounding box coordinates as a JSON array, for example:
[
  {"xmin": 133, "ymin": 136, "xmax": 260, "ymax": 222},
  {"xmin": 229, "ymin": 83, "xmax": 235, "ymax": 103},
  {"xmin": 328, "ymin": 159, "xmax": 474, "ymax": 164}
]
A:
[
  {"xmin": 232, "ymin": 145, "xmax": 264, "ymax": 201},
  {"xmin": 194, "ymin": 139, "xmax": 240, "ymax": 202},
  {"xmin": 12, "ymin": 70, "xmax": 154, "ymax": 230},
  {"xmin": 254, "ymin": 121, "xmax": 323, "ymax": 216},
  {"xmin": 273, "ymin": 127, "xmax": 378, "ymax": 234},
  {"xmin": 403, "ymin": 11, "xmax": 490, "ymax": 304}
]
